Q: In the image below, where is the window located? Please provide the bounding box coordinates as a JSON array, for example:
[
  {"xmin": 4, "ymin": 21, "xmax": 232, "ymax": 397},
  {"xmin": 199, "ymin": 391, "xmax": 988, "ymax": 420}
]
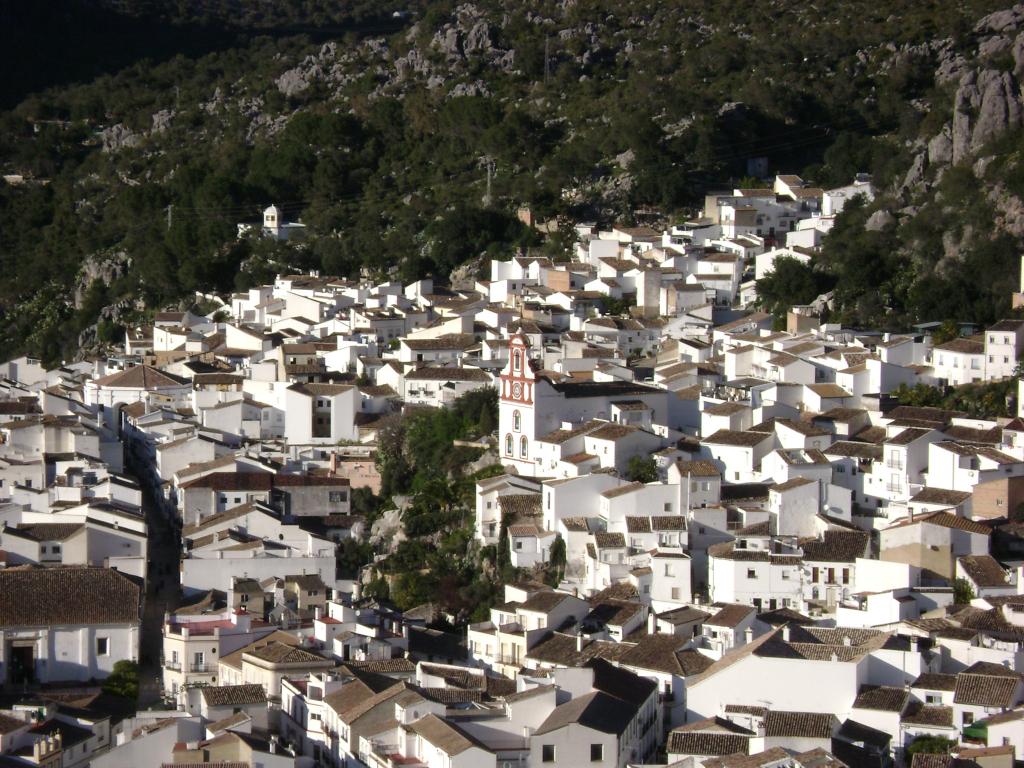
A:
[
  {"xmin": 513, "ymin": 350, "xmax": 522, "ymax": 372},
  {"xmin": 542, "ymin": 745, "xmax": 556, "ymax": 763},
  {"xmin": 962, "ymin": 712, "xmax": 974, "ymax": 726},
  {"xmin": 515, "ymin": 541, "xmax": 523, "ymax": 551},
  {"xmin": 926, "ymin": 694, "xmax": 941, "ymax": 705},
  {"xmin": 842, "ymin": 569, "xmax": 850, "ymax": 585},
  {"xmin": 520, "ymin": 436, "xmax": 528, "ymax": 458},
  {"xmin": 746, "ymin": 569, "xmax": 757, "ymax": 579},
  {"xmin": 664, "ymin": 563, "xmax": 674, "ymax": 577},
  {"xmin": 505, "ymin": 434, "xmax": 513, "ymax": 456},
  {"xmin": 513, "ymin": 410, "xmax": 521, "ymax": 432},
  {"xmin": 781, "ymin": 570, "xmax": 790, "ymax": 580},
  {"xmin": 96, "ymin": 637, "xmax": 109, "ymax": 656},
  {"xmin": 328, "ymin": 490, "xmax": 348, "ymax": 503},
  {"xmin": 591, "ymin": 744, "xmax": 604, "ymax": 761},
  {"xmin": 671, "ymin": 587, "xmax": 680, "ymax": 600}
]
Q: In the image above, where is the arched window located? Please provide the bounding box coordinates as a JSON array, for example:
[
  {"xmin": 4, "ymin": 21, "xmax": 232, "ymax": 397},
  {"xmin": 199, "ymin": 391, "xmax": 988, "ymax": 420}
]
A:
[
  {"xmin": 505, "ymin": 434, "xmax": 513, "ymax": 456},
  {"xmin": 520, "ymin": 436, "xmax": 528, "ymax": 458},
  {"xmin": 513, "ymin": 411, "xmax": 521, "ymax": 432},
  {"xmin": 513, "ymin": 350, "xmax": 522, "ymax": 372}
]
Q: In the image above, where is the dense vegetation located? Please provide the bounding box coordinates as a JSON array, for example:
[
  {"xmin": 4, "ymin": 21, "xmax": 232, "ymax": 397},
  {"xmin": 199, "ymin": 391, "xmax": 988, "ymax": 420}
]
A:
[
  {"xmin": 1, "ymin": 0, "xmax": 1015, "ymax": 363},
  {"xmin": 360, "ymin": 389, "xmax": 528, "ymax": 619}
]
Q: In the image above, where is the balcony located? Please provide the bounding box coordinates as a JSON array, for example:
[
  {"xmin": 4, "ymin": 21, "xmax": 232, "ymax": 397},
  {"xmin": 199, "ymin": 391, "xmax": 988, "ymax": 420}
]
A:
[
  {"xmin": 163, "ymin": 660, "xmax": 182, "ymax": 671},
  {"xmin": 190, "ymin": 663, "xmax": 216, "ymax": 674}
]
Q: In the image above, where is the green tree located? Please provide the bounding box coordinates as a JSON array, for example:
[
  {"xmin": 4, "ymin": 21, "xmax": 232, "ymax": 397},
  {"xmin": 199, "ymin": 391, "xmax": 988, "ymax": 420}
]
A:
[
  {"xmin": 931, "ymin": 320, "xmax": 960, "ymax": 345},
  {"xmin": 546, "ymin": 536, "xmax": 567, "ymax": 587},
  {"xmin": 906, "ymin": 736, "xmax": 957, "ymax": 756},
  {"xmin": 102, "ymin": 660, "xmax": 139, "ymax": 700},
  {"xmin": 953, "ymin": 577, "xmax": 975, "ymax": 605},
  {"xmin": 756, "ymin": 257, "xmax": 827, "ymax": 320},
  {"xmin": 626, "ymin": 455, "xmax": 658, "ymax": 483}
]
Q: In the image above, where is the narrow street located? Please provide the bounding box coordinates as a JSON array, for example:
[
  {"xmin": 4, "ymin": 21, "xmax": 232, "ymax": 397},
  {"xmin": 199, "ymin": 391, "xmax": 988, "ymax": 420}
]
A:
[{"xmin": 126, "ymin": 445, "xmax": 181, "ymax": 710}]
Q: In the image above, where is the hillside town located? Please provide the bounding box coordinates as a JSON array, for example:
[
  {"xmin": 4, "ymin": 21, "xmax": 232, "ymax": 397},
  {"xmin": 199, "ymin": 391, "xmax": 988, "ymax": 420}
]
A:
[{"xmin": 0, "ymin": 174, "xmax": 1023, "ymax": 768}]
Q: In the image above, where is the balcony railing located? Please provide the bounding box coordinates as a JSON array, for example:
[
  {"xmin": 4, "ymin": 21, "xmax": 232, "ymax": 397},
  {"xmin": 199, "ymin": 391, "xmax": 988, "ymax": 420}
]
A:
[
  {"xmin": 190, "ymin": 663, "xmax": 216, "ymax": 673},
  {"xmin": 164, "ymin": 660, "xmax": 182, "ymax": 671}
]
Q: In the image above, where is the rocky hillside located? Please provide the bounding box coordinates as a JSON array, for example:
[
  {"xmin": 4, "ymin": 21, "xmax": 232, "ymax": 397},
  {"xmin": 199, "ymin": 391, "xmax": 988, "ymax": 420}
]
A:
[
  {"xmin": 0, "ymin": 0, "xmax": 1018, "ymax": 361},
  {"xmin": 810, "ymin": 5, "xmax": 1024, "ymax": 329}
]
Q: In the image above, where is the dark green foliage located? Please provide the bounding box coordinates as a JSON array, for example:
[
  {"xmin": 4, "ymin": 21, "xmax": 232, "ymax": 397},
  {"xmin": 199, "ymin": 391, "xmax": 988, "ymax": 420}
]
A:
[
  {"xmin": 102, "ymin": 660, "xmax": 139, "ymax": 700},
  {"xmin": 378, "ymin": 389, "xmax": 497, "ymax": 496},
  {"xmin": 893, "ymin": 379, "xmax": 1016, "ymax": 418},
  {"xmin": 755, "ymin": 257, "xmax": 832, "ymax": 321},
  {"xmin": 953, "ymin": 577, "xmax": 975, "ymax": 605},
  {"xmin": 626, "ymin": 455, "xmax": 658, "ymax": 483},
  {"xmin": 337, "ymin": 539, "xmax": 375, "ymax": 579},
  {"xmin": 1, "ymin": 0, "xmax": 1015, "ymax": 363},
  {"xmin": 546, "ymin": 536, "xmax": 567, "ymax": 587},
  {"xmin": 906, "ymin": 736, "xmax": 957, "ymax": 756}
]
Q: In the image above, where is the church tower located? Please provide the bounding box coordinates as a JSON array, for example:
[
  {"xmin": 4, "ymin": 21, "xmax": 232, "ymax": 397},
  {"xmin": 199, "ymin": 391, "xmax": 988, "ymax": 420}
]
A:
[{"xmin": 498, "ymin": 333, "xmax": 537, "ymax": 474}]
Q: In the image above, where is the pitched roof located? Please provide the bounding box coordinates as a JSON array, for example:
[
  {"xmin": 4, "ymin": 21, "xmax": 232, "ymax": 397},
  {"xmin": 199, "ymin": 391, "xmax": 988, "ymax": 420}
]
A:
[
  {"xmin": 200, "ymin": 684, "xmax": 267, "ymax": 707},
  {"xmin": 953, "ymin": 664, "xmax": 1022, "ymax": 706},
  {"xmin": 668, "ymin": 731, "xmax": 752, "ymax": 757},
  {"xmin": 800, "ymin": 531, "xmax": 870, "ymax": 563},
  {"xmin": 958, "ymin": 555, "xmax": 1009, "ymax": 587},
  {"xmin": 852, "ymin": 685, "xmax": 909, "ymax": 712},
  {"xmin": 534, "ymin": 690, "xmax": 636, "ymax": 736},
  {"xmin": 764, "ymin": 710, "xmax": 835, "ymax": 738},
  {"xmin": 901, "ymin": 703, "xmax": 953, "ymax": 727},
  {"xmin": 405, "ymin": 713, "xmax": 490, "ymax": 756},
  {"xmin": 0, "ymin": 567, "xmax": 141, "ymax": 627},
  {"xmin": 92, "ymin": 365, "xmax": 188, "ymax": 389}
]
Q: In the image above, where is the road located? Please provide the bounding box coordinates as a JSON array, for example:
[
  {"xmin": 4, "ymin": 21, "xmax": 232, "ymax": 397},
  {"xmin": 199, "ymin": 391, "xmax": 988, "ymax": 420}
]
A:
[{"xmin": 126, "ymin": 445, "xmax": 182, "ymax": 710}]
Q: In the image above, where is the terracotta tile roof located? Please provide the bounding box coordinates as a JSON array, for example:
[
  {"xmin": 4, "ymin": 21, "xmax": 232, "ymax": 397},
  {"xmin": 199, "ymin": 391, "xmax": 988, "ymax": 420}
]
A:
[
  {"xmin": 887, "ymin": 511, "xmax": 990, "ymax": 535},
  {"xmin": 910, "ymin": 488, "xmax": 972, "ymax": 506},
  {"xmin": 706, "ymin": 603, "xmax": 755, "ymax": 628},
  {"xmin": 703, "ymin": 429, "xmax": 772, "ymax": 447},
  {"xmin": 852, "ymin": 685, "xmax": 909, "ymax": 712},
  {"xmin": 200, "ymin": 684, "xmax": 267, "ymax": 707},
  {"xmin": 92, "ymin": 365, "xmax": 188, "ymax": 389},
  {"xmin": 675, "ymin": 459, "xmax": 722, "ymax": 477},
  {"xmin": 958, "ymin": 555, "xmax": 1009, "ymax": 587},
  {"xmin": 244, "ymin": 641, "xmax": 330, "ymax": 665},
  {"xmin": 594, "ymin": 532, "xmax": 626, "ymax": 549},
  {"xmin": 953, "ymin": 663, "xmax": 1022, "ymax": 706},
  {"xmin": 901, "ymin": 702, "xmax": 952, "ymax": 727},
  {"xmin": 912, "ymin": 672, "xmax": 958, "ymax": 691},
  {"xmin": 825, "ymin": 441, "xmax": 883, "ymax": 460},
  {"xmin": 800, "ymin": 531, "xmax": 870, "ymax": 563},
  {"xmin": 625, "ymin": 516, "xmax": 652, "ymax": 533},
  {"xmin": 0, "ymin": 567, "xmax": 141, "ymax": 627},
  {"xmin": 12, "ymin": 523, "xmax": 84, "ymax": 541},
  {"xmin": 764, "ymin": 710, "xmax": 835, "ymax": 738},
  {"xmin": 668, "ymin": 731, "xmax": 752, "ymax": 756}
]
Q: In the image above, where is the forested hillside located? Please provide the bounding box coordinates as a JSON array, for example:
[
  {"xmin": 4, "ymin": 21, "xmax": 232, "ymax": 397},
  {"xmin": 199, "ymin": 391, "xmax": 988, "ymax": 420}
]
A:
[{"xmin": 1, "ymin": 0, "xmax": 1021, "ymax": 362}]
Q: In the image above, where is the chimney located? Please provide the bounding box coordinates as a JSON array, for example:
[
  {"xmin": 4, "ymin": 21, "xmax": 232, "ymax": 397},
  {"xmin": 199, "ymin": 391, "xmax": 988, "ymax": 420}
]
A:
[
  {"xmin": 830, "ymin": 652, "xmax": 838, "ymax": 662},
  {"xmin": 576, "ymin": 632, "xmax": 584, "ymax": 652},
  {"xmin": 314, "ymin": 606, "xmax": 322, "ymax": 621},
  {"xmin": 842, "ymin": 635, "xmax": 851, "ymax": 647},
  {"xmin": 909, "ymin": 635, "xmax": 918, "ymax": 653},
  {"xmin": 782, "ymin": 625, "xmax": 790, "ymax": 642},
  {"xmin": 269, "ymin": 735, "xmax": 278, "ymax": 754},
  {"xmin": 647, "ymin": 611, "xmax": 657, "ymax": 635},
  {"xmin": 329, "ymin": 452, "xmax": 337, "ymax": 477},
  {"xmin": 744, "ymin": 627, "xmax": 753, "ymax": 644}
]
